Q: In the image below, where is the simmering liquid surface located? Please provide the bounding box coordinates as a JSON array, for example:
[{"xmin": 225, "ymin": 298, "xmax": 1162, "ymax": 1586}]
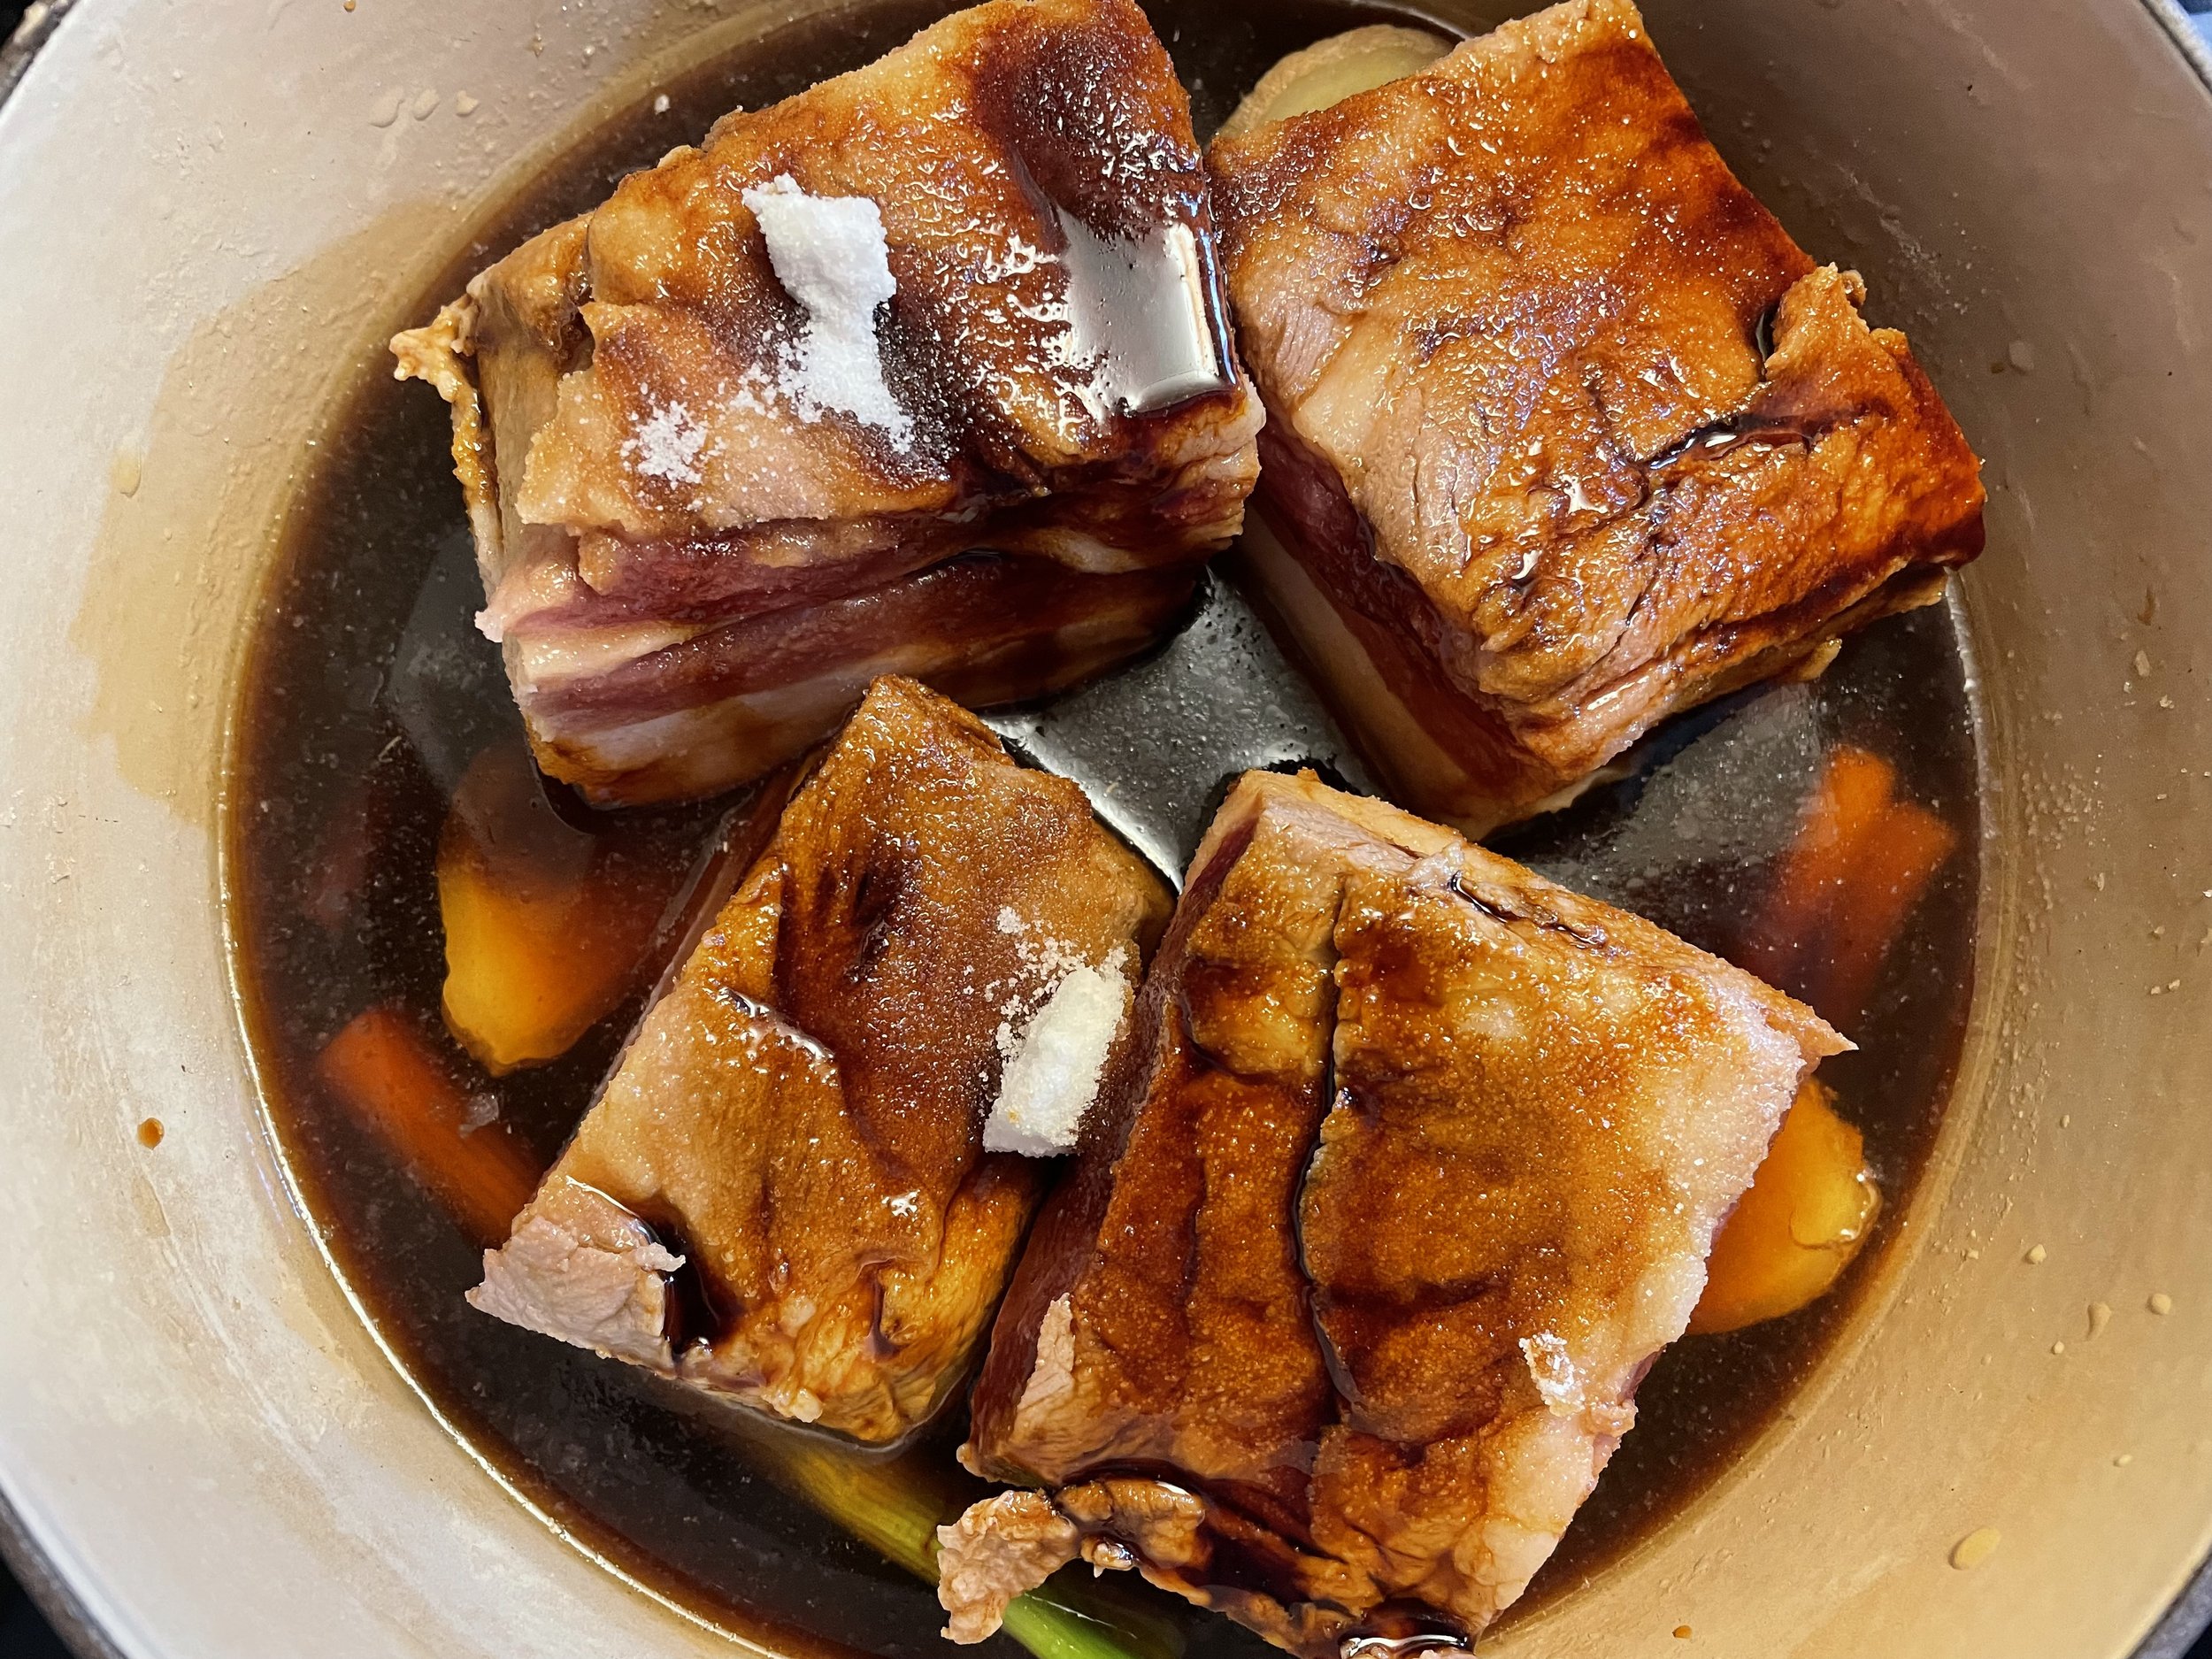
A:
[{"xmin": 227, "ymin": 4, "xmax": 1981, "ymax": 1653}]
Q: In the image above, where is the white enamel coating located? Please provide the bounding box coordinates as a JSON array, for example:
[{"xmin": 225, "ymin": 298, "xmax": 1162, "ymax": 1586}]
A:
[{"xmin": 0, "ymin": 2, "xmax": 2208, "ymax": 1657}]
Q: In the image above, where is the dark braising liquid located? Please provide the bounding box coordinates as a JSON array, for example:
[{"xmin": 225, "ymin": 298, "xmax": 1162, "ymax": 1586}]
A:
[
  {"xmin": 227, "ymin": 4, "xmax": 1981, "ymax": 1654},
  {"xmin": 1495, "ymin": 608, "xmax": 1980, "ymax": 1604}
]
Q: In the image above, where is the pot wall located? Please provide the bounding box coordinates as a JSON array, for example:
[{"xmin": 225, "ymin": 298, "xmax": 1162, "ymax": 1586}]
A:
[{"xmin": 0, "ymin": 2, "xmax": 2205, "ymax": 1656}]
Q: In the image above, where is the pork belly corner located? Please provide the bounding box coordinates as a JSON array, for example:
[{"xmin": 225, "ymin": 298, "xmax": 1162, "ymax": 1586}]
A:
[
  {"xmin": 1208, "ymin": 0, "xmax": 1985, "ymax": 834},
  {"xmin": 944, "ymin": 768, "xmax": 1842, "ymax": 1652},
  {"xmin": 393, "ymin": 0, "xmax": 1263, "ymax": 809},
  {"xmin": 466, "ymin": 1176, "xmax": 681, "ymax": 1371},
  {"xmin": 469, "ymin": 676, "xmax": 1169, "ymax": 1443}
]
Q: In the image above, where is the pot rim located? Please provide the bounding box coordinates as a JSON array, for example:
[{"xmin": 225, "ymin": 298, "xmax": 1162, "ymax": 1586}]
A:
[{"xmin": 1, "ymin": 1, "xmax": 2206, "ymax": 1655}]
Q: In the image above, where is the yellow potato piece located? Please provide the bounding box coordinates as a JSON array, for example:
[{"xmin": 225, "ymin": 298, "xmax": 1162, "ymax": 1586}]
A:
[
  {"xmin": 438, "ymin": 747, "xmax": 677, "ymax": 1073},
  {"xmin": 1217, "ymin": 25, "xmax": 1455, "ymax": 142},
  {"xmin": 440, "ymin": 850, "xmax": 618, "ymax": 1073},
  {"xmin": 1690, "ymin": 1079, "xmax": 1881, "ymax": 1335}
]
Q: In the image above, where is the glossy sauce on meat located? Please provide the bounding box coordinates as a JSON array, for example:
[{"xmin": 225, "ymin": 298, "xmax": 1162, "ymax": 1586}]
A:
[
  {"xmin": 227, "ymin": 3, "xmax": 1982, "ymax": 1654},
  {"xmin": 1208, "ymin": 0, "xmax": 1985, "ymax": 835},
  {"xmin": 400, "ymin": 0, "xmax": 1271, "ymax": 808}
]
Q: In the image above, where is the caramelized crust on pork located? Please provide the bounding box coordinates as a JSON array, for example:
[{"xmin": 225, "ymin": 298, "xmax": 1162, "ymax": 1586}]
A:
[
  {"xmin": 396, "ymin": 0, "xmax": 1260, "ymax": 805},
  {"xmin": 944, "ymin": 771, "xmax": 1843, "ymax": 1650},
  {"xmin": 967, "ymin": 778, "xmax": 1453, "ymax": 1527},
  {"xmin": 1209, "ymin": 0, "xmax": 1984, "ymax": 833},
  {"xmin": 471, "ymin": 679, "xmax": 1169, "ymax": 1441},
  {"xmin": 1294, "ymin": 847, "xmax": 1838, "ymax": 1633}
]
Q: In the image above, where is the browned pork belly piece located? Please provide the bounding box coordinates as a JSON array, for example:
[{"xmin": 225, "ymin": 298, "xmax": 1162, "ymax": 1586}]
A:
[
  {"xmin": 941, "ymin": 770, "xmax": 1843, "ymax": 1651},
  {"xmin": 470, "ymin": 678, "xmax": 1170, "ymax": 1442},
  {"xmin": 1207, "ymin": 0, "xmax": 1985, "ymax": 835},
  {"xmin": 392, "ymin": 0, "xmax": 1261, "ymax": 807}
]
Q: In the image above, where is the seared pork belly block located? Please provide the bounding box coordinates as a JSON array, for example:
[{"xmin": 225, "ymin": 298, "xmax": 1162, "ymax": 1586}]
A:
[
  {"xmin": 1208, "ymin": 0, "xmax": 1985, "ymax": 834},
  {"xmin": 470, "ymin": 678, "xmax": 1170, "ymax": 1442},
  {"xmin": 941, "ymin": 771, "xmax": 1843, "ymax": 1651},
  {"xmin": 393, "ymin": 0, "xmax": 1261, "ymax": 807}
]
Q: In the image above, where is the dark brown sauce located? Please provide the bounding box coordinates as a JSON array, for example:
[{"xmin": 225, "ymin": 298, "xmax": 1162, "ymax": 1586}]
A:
[
  {"xmin": 225, "ymin": 4, "xmax": 1980, "ymax": 1655},
  {"xmin": 1494, "ymin": 601, "xmax": 1979, "ymax": 1607}
]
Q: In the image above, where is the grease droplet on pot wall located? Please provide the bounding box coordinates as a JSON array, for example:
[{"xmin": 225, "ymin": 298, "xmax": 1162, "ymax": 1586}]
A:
[{"xmin": 1950, "ymin": 1527, "xmax": 2001, "ymax": 1571}]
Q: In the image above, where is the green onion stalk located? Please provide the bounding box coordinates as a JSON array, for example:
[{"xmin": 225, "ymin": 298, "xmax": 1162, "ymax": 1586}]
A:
[{"xmin": 748, "ymin": 1426, "xmax": 1185, "ymax": 1659}]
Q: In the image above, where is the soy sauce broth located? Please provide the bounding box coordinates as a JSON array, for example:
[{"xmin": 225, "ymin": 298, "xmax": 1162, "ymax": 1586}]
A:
[{"xmin": 226, "ymin": 3, "xmax": 1982, "ymax": 1652}]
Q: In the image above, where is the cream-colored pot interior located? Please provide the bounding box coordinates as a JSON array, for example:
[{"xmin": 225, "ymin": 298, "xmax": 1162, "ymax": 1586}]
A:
[{"xmin": 0, "ymin": 1, "xmax": 2208, "ymax": 1655}]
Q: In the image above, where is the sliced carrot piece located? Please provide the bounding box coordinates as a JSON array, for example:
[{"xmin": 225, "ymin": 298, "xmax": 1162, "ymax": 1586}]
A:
[
  {"xmin": 1738, "ymin": 746, "xmax": 1895, "ymax": 994},
  {"xmin": 1691, "ymin": 1079, "xmax": 1881, "ymax": 1336},
  {"xmin": 1809, "ymin": 797, "xmax": 1958, "ymax": 1030},
  {"xmin": 316, "ymin": 1005, "xmax": 541, "ymax": 1246}
]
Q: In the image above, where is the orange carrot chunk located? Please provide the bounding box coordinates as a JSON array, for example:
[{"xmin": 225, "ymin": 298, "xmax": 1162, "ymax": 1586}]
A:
[
  {"xmin": 1690, "ymin": 1079, "xmax": 1881, "ymax": 1336},
  {"xmin": 315, "ymin": 1005, "xmax": 541, "ymax": 1246},
  {"xmin": 1738, "ymin": 746, "xmax": 1895, "ymax": 994},
  {"xmin": 1809, "ymin": 797, "xmax": 1958, "ymax": 1029}
]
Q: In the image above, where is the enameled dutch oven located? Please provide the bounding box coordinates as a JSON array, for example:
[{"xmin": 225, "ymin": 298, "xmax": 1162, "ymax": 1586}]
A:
[{"xmin": 0, "ymin": 2, "xmax": 2208, "ymax": 1655}]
